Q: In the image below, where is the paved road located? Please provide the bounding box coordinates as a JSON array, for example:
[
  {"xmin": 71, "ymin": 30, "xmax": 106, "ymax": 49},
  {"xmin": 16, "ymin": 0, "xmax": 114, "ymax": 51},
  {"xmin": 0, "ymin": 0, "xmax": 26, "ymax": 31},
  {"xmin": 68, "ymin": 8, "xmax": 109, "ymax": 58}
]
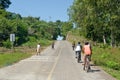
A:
[{"xmin": 0, "ymin": 41, "xmax": 116, "ymax": 80}]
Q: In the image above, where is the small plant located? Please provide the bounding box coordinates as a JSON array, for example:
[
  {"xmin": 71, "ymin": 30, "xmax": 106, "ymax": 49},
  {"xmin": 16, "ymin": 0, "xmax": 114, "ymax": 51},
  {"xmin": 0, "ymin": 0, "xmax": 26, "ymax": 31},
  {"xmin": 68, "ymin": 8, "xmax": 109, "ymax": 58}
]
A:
[
  {"xmin": 106, "ymin": 61, "xmax": 119, "ymax": 70},
  {"xmin": 3, "ymin": 40, "xmax": 12, "ymax": 48}
]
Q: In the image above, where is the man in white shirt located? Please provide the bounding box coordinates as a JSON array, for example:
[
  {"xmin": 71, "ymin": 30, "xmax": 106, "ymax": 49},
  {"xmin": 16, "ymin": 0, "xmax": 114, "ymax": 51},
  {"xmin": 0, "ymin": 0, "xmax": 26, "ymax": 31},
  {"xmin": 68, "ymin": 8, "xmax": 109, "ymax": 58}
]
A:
[
  {"xmin": 75, "ymin": 42, "xmax": 82, "ymax": 63},
  {"xmin": 36, "ymin": 43, "xmax": 41, "ymax": 55}
]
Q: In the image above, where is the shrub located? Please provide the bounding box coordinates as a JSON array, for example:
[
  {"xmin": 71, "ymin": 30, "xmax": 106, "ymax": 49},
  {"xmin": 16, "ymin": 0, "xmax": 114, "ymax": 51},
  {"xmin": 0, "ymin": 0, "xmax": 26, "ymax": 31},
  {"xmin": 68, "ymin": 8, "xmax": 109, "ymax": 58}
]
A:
[
  {"xmin": 3, "ymin": 40, "xmax": 12, "ymax": 48},
  {"xmin": 38, "ymin": 39, "xmax": 51, "ymax": 46},
  {"xmin": 29, "ymin": 36, "xmax": 37, "ymax": 42},
  {"xmin": 92, "ymin": 46, "xmax": 120, "ymax": 71},
  {"xmin": 106, "ymin": 61, "xmax": 120, "ymax": 70}
]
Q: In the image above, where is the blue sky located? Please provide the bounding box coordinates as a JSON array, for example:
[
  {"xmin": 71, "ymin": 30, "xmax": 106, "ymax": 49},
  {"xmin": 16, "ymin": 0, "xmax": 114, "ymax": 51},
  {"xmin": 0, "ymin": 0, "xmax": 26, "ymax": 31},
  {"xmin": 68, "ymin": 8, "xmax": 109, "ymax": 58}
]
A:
[{"xmin": 7, "ymin": 0, "xmax": 73, "ymax": 22}]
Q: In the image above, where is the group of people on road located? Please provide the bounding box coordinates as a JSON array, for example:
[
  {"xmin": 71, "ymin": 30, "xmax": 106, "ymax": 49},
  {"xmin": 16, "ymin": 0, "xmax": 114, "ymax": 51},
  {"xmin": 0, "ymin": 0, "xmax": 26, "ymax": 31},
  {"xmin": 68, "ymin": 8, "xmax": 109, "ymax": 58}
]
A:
[{"xmin": 72, "ymin": 41, "xmax": 92, "ymax": 70}]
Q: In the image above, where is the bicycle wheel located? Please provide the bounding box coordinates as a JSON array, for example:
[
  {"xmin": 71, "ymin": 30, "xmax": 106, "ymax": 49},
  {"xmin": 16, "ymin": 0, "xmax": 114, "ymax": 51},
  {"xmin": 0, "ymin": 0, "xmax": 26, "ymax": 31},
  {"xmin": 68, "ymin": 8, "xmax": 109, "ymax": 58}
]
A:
[
  {"xmin": 77, "ymin": 51, "xmax": 81, "ymax": 63},
  {"xmin": 84, "ymin": 55, "xmax": 90, "ymax": 72},
  {"xmin": 77, "ymin": 56, "xmax": 79, "ymax": 63}
]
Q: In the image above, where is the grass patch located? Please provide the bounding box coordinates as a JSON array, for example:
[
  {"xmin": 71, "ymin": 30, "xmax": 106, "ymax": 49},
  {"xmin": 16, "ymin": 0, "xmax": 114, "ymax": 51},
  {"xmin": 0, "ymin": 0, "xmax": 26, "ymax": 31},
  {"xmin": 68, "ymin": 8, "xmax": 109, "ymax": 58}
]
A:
[
  {"xmin": 0, "ymin": 38, "xmax": 53, "ymax": 68},
  {"xmin": 102, "ymin": 67, "xmax": 120, "ymax": 80},
  {"xmin": 0, "ymin": 52, "xmax": 32, "ymax": 68},
  {"xmin": 92, "ymin": 46, "xmax": 120, "ymax": 80}
]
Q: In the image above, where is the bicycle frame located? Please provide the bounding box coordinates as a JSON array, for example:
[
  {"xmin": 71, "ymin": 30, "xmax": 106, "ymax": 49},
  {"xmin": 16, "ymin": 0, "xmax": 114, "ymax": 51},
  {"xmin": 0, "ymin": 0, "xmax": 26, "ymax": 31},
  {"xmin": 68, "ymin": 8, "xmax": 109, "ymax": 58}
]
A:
[
  {"xmin": 76, "ymin": 51, "xmax": 81, "ymax": 63},
  {"xmin": 83, "ymin": 55, "xmax": 90, "ymax": 72}
]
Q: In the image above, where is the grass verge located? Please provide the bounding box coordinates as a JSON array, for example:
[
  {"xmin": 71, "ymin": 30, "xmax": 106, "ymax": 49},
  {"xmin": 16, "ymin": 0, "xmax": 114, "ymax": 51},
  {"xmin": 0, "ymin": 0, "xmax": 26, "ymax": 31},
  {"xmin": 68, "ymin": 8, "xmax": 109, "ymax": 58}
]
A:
[
  {"xmin": 102, "ymin": 67, "xmax": 120, "ymax": 80},
  {"xmin": 92, "ymin": 46, "xmax": 120, "ymax": 80},
  {"xmin": 0, "ymin": 52, "xmax": 32, "ymax": 68},
  {"xmin": 0, "ymin": 39, "xmax": 53, "ymax": 68}
]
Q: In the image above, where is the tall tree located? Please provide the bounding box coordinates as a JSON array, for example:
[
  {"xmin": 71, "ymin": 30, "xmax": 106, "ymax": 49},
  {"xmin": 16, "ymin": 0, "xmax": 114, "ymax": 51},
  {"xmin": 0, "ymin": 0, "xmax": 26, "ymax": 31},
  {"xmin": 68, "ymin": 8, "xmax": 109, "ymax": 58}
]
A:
[
  {"xmin": 68, "ymin": 0, "xmax": 120, "ymax": 46},
  {"xmin": 0, "ymin": 0, "xmax": 11, "ymax": 9}
]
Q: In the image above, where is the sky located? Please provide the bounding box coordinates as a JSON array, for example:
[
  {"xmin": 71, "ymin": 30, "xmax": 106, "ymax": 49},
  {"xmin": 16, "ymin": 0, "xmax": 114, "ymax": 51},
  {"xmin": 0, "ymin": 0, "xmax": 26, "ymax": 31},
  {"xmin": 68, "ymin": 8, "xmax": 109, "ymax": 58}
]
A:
[{"xmin": 7, "ymin": 0, "xmax": 73, "ymax": 22}]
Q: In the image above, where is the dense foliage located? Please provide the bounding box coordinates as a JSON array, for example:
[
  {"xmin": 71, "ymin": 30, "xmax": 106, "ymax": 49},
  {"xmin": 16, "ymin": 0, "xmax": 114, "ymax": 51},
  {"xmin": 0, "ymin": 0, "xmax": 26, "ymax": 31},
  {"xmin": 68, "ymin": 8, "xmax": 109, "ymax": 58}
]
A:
[
  {"xmin": 0, "ymin": 0, "xmax": 11, "ymax": 9},
  {"xmin": 0, "ymin": 1, "xmax": 73, "ymax": 48},
  {"xmin": 68, "ymin": 0, "xmax": 120, "ymax": 46}
]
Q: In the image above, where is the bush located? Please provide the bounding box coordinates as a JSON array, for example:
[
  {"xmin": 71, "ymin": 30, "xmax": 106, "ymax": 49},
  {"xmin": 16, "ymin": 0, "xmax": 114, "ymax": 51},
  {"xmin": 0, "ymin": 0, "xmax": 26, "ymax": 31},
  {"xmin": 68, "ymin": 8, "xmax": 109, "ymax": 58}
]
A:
[
  {"xmin": 38, "ymin": 39, "xmax": 52, "ymax": 46},
  {"xmin": 3, "ymin": 40, "xmax": 12, "ymax": 48},
  {"xmin": 29, "ymin": 36, "xmax": 37, "ymax": 42},
  {"xmin": 22, "ymin": 38, "xmax": 52, "ymax": 48},
  {"xmin": 106, "ymin": 61, "xmax": 120, "ymax": 70},
  {"xmin": 92, "ymin": 46, "xmax": 120, "ymax": 71},
  {"xmin": 99, "ymin": 44, "xmax": 109, "ymax": 49}
]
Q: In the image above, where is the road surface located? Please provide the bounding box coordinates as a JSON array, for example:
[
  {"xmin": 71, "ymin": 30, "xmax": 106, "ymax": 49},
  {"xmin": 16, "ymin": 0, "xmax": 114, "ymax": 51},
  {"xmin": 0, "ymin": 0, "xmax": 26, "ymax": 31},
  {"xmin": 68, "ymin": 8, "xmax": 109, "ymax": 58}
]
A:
[{"xmin": 0, "ymin": 41, "xmax": 116, "ymax": 80}]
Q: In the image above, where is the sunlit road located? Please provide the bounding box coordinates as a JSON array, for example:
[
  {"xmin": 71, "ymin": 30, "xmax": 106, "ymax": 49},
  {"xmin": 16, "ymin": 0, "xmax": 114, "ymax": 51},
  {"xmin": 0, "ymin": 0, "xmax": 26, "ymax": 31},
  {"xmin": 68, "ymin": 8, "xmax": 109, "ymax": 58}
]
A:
[{"xmin": 0, "ymin": 41, "xmax": 116, "ymax": 80}]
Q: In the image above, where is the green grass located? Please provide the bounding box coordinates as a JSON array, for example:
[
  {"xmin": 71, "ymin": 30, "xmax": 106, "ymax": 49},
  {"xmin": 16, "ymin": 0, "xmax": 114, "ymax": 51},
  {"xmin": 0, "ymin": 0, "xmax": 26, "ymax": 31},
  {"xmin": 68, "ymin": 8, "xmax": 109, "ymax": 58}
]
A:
[
  {"xmin": 92, "ymin": 46, "xmax": 120, "ymax": 80},
  {"xmin": 102, "ymin": 67, "xmax": 120, "ymax": 80},
  {"xmin": 0, "ymin": 52, "xmax": 32, "ymax": 68},
  {"xmin": 0, "ymin": 39, "xmax": 53, "ymax": 68}
]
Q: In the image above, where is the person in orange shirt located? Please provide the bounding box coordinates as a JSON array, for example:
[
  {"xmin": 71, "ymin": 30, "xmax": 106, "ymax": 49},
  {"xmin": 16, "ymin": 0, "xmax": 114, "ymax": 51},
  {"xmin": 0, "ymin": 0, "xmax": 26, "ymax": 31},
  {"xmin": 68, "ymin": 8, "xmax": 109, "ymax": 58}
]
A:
[
  {"xmin": 72, "ymin": 41, "xmax": 75, "ymax": 50},
  {"xmin": 82, "ymin": 42, "xmax": 92, "ymax": 69}
]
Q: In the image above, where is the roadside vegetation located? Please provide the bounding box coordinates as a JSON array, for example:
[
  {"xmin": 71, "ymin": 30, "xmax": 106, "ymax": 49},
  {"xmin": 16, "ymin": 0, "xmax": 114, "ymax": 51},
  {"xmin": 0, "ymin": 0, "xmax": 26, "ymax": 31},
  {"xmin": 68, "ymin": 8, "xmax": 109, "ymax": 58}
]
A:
[
  {"xmin": 0, "ymin": 39, "xmax": 52, "ymax": 68},
  {"xmin": 68, "ymin": 0, "xmax": 120, "ymax": 79},
  {"xmin": 0, "ymin": 0, "xmax": 73, "ymax": 68},
  {"xmin": 0, "ymin": 52, "xmax": 32, "ymax": 68},
  {"xmin": 92, "ymin": 46, "xmax": 120, "ymax": 80}
]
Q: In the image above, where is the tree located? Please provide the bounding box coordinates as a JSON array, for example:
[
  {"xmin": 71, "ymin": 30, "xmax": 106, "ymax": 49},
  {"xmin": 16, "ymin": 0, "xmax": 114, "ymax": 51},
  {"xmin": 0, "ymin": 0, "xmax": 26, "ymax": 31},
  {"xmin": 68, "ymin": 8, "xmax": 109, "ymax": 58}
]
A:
[
  {"xmin": 0, "ymin": 0, "xmax": 11, "ymax": 9},
  {"xmin": 68, "ymin": 0, "xmax": 120, "ymax": 46}
]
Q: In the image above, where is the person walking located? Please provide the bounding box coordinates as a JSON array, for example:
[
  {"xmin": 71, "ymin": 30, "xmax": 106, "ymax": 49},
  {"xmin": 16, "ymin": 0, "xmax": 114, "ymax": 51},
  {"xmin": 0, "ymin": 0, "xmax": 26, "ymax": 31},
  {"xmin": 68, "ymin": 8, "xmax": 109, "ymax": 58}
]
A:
[
  {"xmin": 75, "ymin": 42, "xmax": 82, "ymax": 63},
  {"xmin": 36, "ymin": 43, "xmax": 41, "ymax": 55}
]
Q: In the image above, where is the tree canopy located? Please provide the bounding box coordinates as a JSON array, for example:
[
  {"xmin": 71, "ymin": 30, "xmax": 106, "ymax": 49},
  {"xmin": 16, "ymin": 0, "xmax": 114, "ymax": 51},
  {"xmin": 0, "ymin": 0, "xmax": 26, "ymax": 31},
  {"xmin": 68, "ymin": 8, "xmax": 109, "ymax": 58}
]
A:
[
  {"xmin": 0, "ymin": 0, "xmax": 73, "ymax": 48},
  {"xmin": 68, "ymin": 0, "xmax": 120, "ymax": 46},
  {"xmin": 0, "ymin": 0, "xmax": 11, "ymax": 9}
]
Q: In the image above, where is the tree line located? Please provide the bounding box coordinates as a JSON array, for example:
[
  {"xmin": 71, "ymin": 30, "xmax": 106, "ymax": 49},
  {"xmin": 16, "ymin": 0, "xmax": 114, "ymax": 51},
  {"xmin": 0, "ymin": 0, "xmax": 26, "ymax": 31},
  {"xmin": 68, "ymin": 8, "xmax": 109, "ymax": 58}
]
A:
[
  {"xmin": 0, "ymin": 0, "xmax": 73, "ymax": 48},
  {"xmin": 68, "ymin": 0, "xmax": 120, "ymax": 46}
]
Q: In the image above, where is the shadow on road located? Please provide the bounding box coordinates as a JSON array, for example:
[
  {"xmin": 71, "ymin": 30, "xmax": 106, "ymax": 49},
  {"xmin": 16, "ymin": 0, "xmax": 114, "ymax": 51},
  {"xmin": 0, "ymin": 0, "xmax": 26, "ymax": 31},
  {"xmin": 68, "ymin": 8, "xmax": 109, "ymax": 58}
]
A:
[
  {"xmin": 89, "ymin": 69, "xmax": 101, "ymax": 73},
  {"xmin": 89, "ymin": 64, "xmax": 101, "ymax": 73}
]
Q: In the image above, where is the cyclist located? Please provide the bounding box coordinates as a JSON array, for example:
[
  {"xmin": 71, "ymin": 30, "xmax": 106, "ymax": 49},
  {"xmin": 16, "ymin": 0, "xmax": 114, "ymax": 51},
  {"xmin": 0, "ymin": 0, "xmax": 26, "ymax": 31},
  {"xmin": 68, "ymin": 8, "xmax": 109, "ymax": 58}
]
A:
[
  {"xmin": 52, "ymin": 41, "xmax": 55, "ymax": 49},
  {"xmin": 82, "ymin": 42, "xmax": 92, "ymax": 70},
  {"xmin": 72, "ymin": 41, "xmax": 75, "ymax": 50},
  {"xmin": 75, "ymin": 42, "xmax": 82, "ymax": 63}
]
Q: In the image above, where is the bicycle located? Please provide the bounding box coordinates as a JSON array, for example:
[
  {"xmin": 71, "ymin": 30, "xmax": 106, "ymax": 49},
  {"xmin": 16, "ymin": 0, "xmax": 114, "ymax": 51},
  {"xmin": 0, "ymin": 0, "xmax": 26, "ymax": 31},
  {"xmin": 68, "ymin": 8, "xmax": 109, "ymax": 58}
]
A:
[
  {"xmin": 51, "ymin": 42, "xmax": 55, "ymax": 49},
  {"xmin": 76, "ymin": 51, "xmax": 81, "ymax": 63},
  {"xmin": 83, "ymin": 55, "xmax": 91, "ymax": 72}
]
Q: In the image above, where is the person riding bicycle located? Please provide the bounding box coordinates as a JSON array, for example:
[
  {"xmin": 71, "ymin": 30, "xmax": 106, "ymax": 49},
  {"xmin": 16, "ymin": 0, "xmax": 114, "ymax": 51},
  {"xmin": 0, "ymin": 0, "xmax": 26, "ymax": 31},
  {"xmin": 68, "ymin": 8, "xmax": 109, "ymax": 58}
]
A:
[
  {"xmin": 52, "ymin": 41, "xmax": 55, "ymax": 49},
  {"xmin": 82, "ymin": 42, "xmax": 92, "ymax": 70},
  {"xmin": 75, "ymin": 42, "xmax": 82, "ymax": 63},
  {"xmin": 72, "ymin": 41, "xmax": 75, "ymax": 50}
]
